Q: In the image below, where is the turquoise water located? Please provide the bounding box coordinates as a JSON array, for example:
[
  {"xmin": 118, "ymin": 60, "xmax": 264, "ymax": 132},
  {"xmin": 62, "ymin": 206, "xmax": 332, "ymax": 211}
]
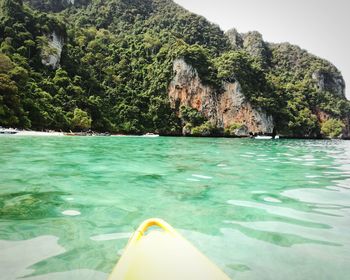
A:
[{"xmin": 0, "ymin": 136, "xmax": 350, "ymax": 280}]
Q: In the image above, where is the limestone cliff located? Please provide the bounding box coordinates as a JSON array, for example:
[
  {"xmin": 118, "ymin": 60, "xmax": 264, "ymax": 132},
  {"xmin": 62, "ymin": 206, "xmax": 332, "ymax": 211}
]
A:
[
  {"xmin": 41, "ymin": 31, "xmax": 64, "ymax": 69},
  {"xmin": 312, "ymin": 69, "xmax": 345, "ymax": 98},
  {"xmin": 169, "ymin": 59, "xmax": 274, "ymax": 136},
  {"xmin": 226, "ymin": 29, "xmax": 269, "ymax": 67},
  {"xmin": 226, "ymin": 29, "xmax": 346, "ymax": 99}
]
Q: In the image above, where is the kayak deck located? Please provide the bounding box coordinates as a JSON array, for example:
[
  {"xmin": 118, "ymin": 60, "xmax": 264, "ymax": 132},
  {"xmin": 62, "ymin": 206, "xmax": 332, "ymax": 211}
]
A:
[{"xmin": 108, "ymin": 218, "xmax": 231, "ymax": 280}]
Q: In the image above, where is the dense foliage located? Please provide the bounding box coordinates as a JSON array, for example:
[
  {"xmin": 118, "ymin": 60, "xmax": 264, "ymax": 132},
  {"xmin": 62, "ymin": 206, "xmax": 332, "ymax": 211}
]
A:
[
  {"xmin": 321, "ymin": 118, "xmax": 344, "ymax": 138},
  {"xmin": 0, "ymin": 0, "xmax": 349, "ymax": 137}
]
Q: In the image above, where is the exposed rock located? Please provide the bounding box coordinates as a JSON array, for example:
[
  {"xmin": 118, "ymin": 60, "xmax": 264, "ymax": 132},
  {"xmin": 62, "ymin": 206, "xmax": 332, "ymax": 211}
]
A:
[
  {"xmin": 312, "ymin": 70, "xmax": 345, "ymax": 98},
  {"xmin": 169, "ymin": 59, "xmax": 274, "ymax": 136},
  {"xmin": 242, "ymin": 31, "xmax": 268, "ymax": 63},
  {"xmin": 182, "ymin": 124, "xmax": 192, "ymax": 136},
  {"xmin": 226, "ymin": 29, "xmax": 269, "ymax": 67},
  {"xmin": 170, "ymin": 58, "xmax": 217, "ymax": 122},
  {"xmin": 343, "ymin": 118, "xmax": 350, "ymax": 139},
  {"xmin": 269, "ymin": 42, "xmax": 345, "ymax": 97},
  {"xmin": 227, "ymin": 30, "xmax": 345, "ymax": 99},
  {"xmin": 233, "ymin": 125, "xmax": 249, "ymax": 137},
  {"xmin": 217, "ymin": 82, "xmax": 274, "ymax": 134},
  {"xmin": 41, "ymin": 31, "xmax": 64, "ymax": 69},
  {"xmin": 225, "ymin": 28, "xmax": 243, "ymax": 50}
]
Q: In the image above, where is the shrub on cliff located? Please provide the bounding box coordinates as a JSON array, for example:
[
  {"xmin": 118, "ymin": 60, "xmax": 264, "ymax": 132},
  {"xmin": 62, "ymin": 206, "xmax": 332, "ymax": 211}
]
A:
[
  {"xmin": 215, "ymin": 50, "xmax": 278, "ymax": 114},
  {"xmin": 321, "ymin": 119, "xmax": 345, "ymax": 138},
  {"xmin": 224, "ymin": 123, "xmax": 244, "ymax": 136},
  {"xmin": 179, "ymin": 106, "xmax": 206, "ymax": 127},
  {"xmin": 191, "ymin": 121, "xmax": 216, "ymax": 136}
]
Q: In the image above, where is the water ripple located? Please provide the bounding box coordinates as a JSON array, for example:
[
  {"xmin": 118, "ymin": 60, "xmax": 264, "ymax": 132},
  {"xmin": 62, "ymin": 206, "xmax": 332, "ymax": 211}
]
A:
[{"xmin": 1, "ymin": 137, "xmax": 350, "ymax": 280}]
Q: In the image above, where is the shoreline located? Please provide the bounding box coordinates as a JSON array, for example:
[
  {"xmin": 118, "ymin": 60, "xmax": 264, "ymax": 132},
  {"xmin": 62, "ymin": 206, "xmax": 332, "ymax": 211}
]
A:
[
  {"xmin": 16, "ymin": 130, "xmax": 65, "ymax": 136},
  {"xmin": 0, "ymin": 128, "xmax": 154, "ymax": 137},
  {"xmin": 0, "ymin": 128, "xmax": 64, "ymax": 137},
  {"xmin": 0, "ymin": 128, "xmax": 348, "ymax": 140}
]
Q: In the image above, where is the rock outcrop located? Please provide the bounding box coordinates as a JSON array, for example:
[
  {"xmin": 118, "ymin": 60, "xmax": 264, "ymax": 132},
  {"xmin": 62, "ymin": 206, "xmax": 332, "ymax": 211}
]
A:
[
  {"xmin": 226, "ymin": 28, "xmax": 243, "ymax": 50},
  {"xmin": 312, "ymin": 70, "xmax": 345, "ymax": 98},
  {"xmin": 226, "ymin": 29, "xmax": 269, "ymax": 66},
  {"xmin": 217, "ymin": 82, "xmax": 274, "ymax": 134},
  {"xmin": 41, "ymin": 31, "xmax": 64, "ymax": 69},
  {"xmin": 227, "ymin": 29, "xmax": 346, "ymax": 98},
  {"xmin": 169, "ymin": 59, "xmax": 274, "ymax": 136}
]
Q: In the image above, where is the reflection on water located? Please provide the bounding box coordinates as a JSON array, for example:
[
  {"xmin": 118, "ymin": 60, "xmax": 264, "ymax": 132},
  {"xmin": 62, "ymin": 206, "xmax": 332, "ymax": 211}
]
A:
[
  {"xmin": 1, "ymin": 137, "xmax": 350, "ymax": 279},
  {"xmin": 90, "ymin": 232, "xmax": 131, "ymax": 242}
]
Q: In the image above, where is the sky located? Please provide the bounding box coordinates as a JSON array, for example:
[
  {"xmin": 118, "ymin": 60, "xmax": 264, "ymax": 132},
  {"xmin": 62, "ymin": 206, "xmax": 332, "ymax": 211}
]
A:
[{"xmin": 174, "ymin": 0, "xmax": 350, "ymax": 99}]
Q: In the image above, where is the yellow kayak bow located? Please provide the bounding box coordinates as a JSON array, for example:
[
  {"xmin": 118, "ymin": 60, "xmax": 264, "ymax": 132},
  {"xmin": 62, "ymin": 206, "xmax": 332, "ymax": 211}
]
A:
[{"xmin": 108, "ymin": 218, "xmax": 231, "ymax": 280}]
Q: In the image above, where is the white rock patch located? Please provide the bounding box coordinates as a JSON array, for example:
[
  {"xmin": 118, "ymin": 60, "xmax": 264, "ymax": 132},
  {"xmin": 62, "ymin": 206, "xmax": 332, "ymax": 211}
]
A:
[{"xmin": 41, "ymin": 31, "xmax": 64, "ymax": 69}]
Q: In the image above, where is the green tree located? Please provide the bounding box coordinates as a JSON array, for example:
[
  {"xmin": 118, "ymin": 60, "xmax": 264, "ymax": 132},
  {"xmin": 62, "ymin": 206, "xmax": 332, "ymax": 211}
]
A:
[
  {"xmin": 0, "ymin": 74, "xmax": 21, "ymax": 126},
  {"xmin": 71, "ymin": 108, "xmax": 91, "ymax": 131},
  {"xmin": 321, "ymin": 119, "xmax": 345, "ymax": 138},
  {"xmin": 0, "ymin": 53, "xmax": 14, "ymax": 73},
  {"xmin": 179, "ymin": 106, "xmax": 206, "ymax": 127}
]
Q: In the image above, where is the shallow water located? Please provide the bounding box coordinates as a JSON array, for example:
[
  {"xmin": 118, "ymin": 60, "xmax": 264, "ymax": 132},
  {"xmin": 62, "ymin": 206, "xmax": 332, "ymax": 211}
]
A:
[{"xmin": 0, "ymin": 136, "xmax": 350, "ymax": 280}]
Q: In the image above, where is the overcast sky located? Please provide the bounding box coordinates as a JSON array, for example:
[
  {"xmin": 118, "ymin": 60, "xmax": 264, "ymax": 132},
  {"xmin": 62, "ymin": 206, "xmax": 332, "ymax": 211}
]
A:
[{"xmin": 174, "ymin": 0, "xmax": 350, "ymax": 98}]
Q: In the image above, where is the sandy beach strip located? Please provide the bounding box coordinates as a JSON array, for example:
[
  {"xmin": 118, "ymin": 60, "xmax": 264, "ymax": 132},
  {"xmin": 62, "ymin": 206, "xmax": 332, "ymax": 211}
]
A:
[
  {"xmin": 0, "ymin": 129, "xmax": 64, "ymax": 136},
  {"xmin": 15, "ymin": 130, "xmax": 64, "ymax": 136}
]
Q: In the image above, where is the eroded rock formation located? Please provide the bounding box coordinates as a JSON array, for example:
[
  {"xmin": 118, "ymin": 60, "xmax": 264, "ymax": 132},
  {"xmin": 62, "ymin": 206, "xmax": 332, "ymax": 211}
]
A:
[
  {"xmin": 169, "ymin": 59, "xmax": 274, "ymax": 136},
  {"xmin": 312, "ymin": 70, "xmax": 345, "ymax": 98},
  {"xmin": 41, "ymin": 31, "xmax": 64, "ymax": 69}
]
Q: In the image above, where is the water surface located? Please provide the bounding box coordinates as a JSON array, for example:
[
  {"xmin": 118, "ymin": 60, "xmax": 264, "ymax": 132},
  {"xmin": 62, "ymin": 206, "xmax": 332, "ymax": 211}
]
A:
[{"xmin": 0, "ymin": 137, "xmax": 350, "ymax": 279}]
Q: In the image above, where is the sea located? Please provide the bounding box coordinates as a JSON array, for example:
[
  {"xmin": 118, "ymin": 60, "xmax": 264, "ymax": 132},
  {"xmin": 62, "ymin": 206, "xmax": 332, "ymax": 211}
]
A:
[{"xmin": 0, "ymin": 136, "xmax": 350, "ymax": 279}]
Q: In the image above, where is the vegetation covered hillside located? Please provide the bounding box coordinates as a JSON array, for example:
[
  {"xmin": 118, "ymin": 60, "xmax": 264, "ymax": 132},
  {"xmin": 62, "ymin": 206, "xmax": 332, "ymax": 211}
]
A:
[{"xmin": 0, "ymin": 0, "xmax": 349, "ymax": 138}]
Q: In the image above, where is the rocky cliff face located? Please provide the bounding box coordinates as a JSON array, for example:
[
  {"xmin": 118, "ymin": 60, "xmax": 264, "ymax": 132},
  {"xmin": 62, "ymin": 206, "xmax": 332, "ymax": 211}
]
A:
[
  {"xmin": 169, "ymin": 59, "xmax": 274, "ymax": 136},
  {"xmin": 269, "ymin": 42, "xmax": 346, "ymax": 96},
  {"xmin": 227, "ymin": 30, "xmax": 346, "ymax": 99},
  {"xmin": 226, "ymin": 29, "xmax": 269, "ymax": 66},
  {"xmin": 218, "ymin": 82, "xmax": 274, "ymax": 135},
  {"xmin": 41, "ymin": 31, "xmax": 64, "ymax": 69},
  {"xmin": 312, "ymin": 70, "xmax": 345, "ymax": 98}
]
